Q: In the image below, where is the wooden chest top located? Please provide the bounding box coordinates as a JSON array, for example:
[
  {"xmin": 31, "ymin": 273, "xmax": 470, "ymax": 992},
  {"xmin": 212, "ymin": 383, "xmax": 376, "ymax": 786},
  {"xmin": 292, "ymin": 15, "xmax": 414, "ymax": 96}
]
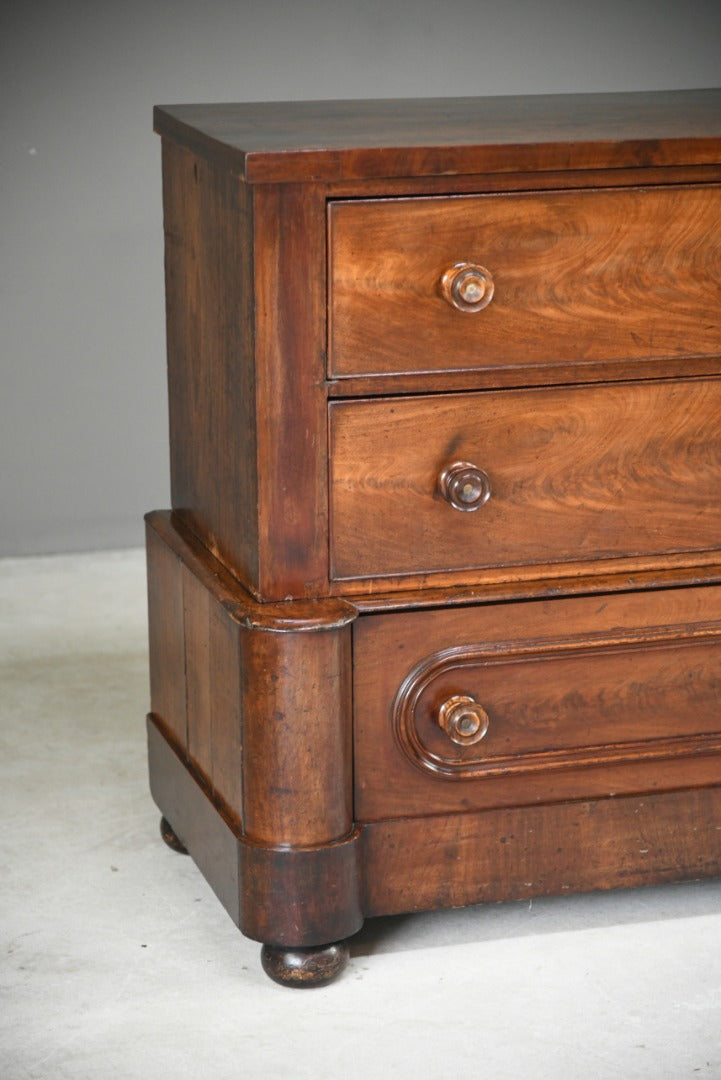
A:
[{"xmin": 154, "ymin": 88, "xmax": 721, "ymax": 183}]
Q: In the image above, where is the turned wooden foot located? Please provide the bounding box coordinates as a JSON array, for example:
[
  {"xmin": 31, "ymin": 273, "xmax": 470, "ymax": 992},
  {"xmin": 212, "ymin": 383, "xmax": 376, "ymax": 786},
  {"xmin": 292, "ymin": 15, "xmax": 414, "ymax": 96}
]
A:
[
  {"xmin": 159, "ymin": 816, "xmax": 188, "ymax": 854},
  {"xmin": 260, "ymin": 941, "xmax": 350, "ymax": 988}
]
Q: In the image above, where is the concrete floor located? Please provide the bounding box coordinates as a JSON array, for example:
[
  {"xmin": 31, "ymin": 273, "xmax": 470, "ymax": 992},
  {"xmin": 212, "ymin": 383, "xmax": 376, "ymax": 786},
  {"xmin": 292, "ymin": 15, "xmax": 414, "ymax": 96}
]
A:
[{"xmin": 2, "ymin": 548, "xmax": 721, "ymax": 1079}]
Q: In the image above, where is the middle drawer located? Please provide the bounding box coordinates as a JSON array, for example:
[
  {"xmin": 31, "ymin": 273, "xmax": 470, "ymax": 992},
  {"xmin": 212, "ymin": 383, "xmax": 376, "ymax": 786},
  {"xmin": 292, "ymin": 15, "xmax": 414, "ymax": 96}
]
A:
[{"xmin": 329, "ymin": 377, "xmax": 721, "ymax": 584}]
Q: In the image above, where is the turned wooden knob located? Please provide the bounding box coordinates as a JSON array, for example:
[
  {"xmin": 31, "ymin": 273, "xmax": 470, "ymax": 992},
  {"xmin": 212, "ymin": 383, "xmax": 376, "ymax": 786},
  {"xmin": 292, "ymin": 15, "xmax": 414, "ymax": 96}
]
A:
[
  {"xmin": 439, "ymin": 461, "xmax": 491, "ymax": 512},
  {"xmin": 438, "ymin": 695, "xmax": 490, "ymax": 746},
  {"xmin": 440, "ymin": 262, "xmax": 494, "ymax": 312}
]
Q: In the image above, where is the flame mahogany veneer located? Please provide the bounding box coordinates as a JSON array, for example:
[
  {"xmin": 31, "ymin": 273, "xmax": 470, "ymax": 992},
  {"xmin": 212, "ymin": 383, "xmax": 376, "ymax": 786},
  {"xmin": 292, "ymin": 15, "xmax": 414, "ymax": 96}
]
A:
[{"xmin": 147, "ymin": 90, "xmax": 721, "ymax": 986}]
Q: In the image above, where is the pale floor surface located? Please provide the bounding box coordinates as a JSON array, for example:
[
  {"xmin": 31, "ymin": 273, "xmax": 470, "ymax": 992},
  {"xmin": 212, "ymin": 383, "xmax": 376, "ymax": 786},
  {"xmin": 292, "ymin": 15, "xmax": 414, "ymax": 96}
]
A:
[{"xmin": 2, "ymin": 548, "xmax": 721, "ymax": 1080}]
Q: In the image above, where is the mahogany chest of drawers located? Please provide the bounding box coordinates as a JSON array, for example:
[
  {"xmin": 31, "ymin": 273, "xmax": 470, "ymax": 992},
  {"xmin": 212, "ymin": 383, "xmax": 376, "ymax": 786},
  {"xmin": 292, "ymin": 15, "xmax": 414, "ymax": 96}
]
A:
[{"xmin": 146, "ymin": 90, "xmax": 721, "ymax": 987}]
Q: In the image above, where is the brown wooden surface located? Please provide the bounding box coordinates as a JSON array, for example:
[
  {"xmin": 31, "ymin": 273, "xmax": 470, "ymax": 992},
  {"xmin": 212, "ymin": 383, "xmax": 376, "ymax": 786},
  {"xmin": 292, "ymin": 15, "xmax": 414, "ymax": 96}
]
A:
[
  {"xmin": 251, "ymin": 183, "xmax": 330, "ymax": 598},
  {"xmin": 353, "ymin": 583, "xmax": 721, "ymax": 820},
  {"xmin": 146, "ymin": 511, "xmax": 356, "ymax": 847},
  {"xmin": 332, "ymin": 553, "xmax": 721, "ymax": 600},
  {"xmin": 146, "ymin": 523, "xmax": 187, "ymax": 752},
  {"xmin": 329, "ymin": 185, "xmax": 721, "ymax": 378},
  {"xmin": 149, "ymin": 709, "xmax": 721, "ymax": 932},
  {"xmin": 147, "ymin": 516, "xmax": 246, "ymax": 827},
  {"xmin": 240, "ymin": 623, "xmax": 353, "ymax": 847},
  {"xmin": 162, "ymin": 141, "xmax": 259, "ymax": 590},
  {"xmin": 330, "ymin": 377, "xmax": 721, "ymax": 583},
  {"xmin": 154, "ymin": 89, "xmax": 721, "ymax": 183},
  {"xmin": 148, "ymin": 715, "xmax": 242, "ymax": 924},
  {"xmin": 161, "ymin": 146, "xmax": 331, "ymax": 600},
  {"xmin": 361, "ymin": 787, "xmax": 721, "ymax": 917},
  {"xmin": 149, "ymin": 95, "xmax": 721, "ymax": 977},
  {"xmin": 151, "ymin": 509, "xmax": 721, "ymax": 615},
  {"xmin": 182, "ymin": 565, "xmax": 213, "ymax": 777},
  {"xmin": 182, "ymin": 564, "xmax": 244, "ymax": 820},
  {"xmin": 147, "ymin": 510, "xmax": 356, "ymax": 626},
  {"xmin": 207, "ymin": 599, "xmax": 244, "ymax": 818},
  {"xmin": 342, "ymin": 563, "xmax": 721, "ymax": 613},
  {"xmin": 148, "ymin": 716, "xmax": 363, "ymax": 947},
  {"xmin": 392, "ymin": 634, "xmax": 721, "ymax": 779},
  {"xmin": 241, "ymin": 832, "xmax": 362, "ymax": 947},
  {"xmin": 325, "ymin": 163, "xmax": 721, "ymax": 200},
  {"xmin": 325, "ymin": 356, "xmax": 721, "ymax": 397},
  {"xmin": 261, "ymin": 943, "xmax": 350, "ymax": 988}
]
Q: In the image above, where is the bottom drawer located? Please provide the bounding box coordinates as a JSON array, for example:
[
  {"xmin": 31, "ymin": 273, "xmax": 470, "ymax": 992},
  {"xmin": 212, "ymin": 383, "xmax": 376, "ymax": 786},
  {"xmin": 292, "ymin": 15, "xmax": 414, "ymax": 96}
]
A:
[{"xmin": 353, "ymin": 584, "xmax": 721, "ymax": 821}]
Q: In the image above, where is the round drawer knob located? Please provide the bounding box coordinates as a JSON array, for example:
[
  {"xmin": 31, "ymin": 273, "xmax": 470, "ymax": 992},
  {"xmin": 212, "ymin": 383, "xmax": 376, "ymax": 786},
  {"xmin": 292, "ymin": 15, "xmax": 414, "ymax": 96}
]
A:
[
  {"xmin": 438, "ymin": 695, "xmax": 490, "ymax": 746},
  {"xmin": 440, "ymin": 262, "xmax": 494, "ymax": 313},
  {"xmin": 439, "ymin": 461, "xmax": 491, "ymax": 512}
]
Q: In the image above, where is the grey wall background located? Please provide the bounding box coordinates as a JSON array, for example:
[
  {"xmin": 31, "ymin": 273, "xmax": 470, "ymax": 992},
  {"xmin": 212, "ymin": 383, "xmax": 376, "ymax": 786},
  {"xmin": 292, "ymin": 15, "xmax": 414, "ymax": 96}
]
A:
[{"xmin": 3, "ymin": 0, "xmax": 721, "ymax": 556}]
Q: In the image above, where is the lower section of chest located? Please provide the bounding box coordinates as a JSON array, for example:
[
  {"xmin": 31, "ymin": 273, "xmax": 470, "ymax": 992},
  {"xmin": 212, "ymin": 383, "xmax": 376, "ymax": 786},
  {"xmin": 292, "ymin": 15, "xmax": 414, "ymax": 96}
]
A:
[{"xmin": 145, "ymin": 511, "xmax": 721, "ymax": 961}]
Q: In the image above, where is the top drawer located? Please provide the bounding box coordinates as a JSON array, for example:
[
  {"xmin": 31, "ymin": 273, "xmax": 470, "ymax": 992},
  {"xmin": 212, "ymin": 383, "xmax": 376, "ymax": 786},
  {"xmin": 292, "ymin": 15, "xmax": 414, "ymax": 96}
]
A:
[{"xmin": 328, "ymin": 185, "xmax": 721, "ymax": 380}]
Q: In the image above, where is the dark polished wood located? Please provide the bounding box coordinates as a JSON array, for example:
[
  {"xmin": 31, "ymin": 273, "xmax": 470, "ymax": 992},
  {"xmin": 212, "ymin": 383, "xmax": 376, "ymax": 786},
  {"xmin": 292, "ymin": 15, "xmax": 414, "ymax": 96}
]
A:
[
  {"xmin": 161, "ymin": 140, "xmax": 259, "ymax": 591},
  {"xmin": 148, "ymin": 91, "xmax": 721, "ymax": 985},
  {"xmin": 261, "ymin": 942, "xmax": 350, "ymax": 989},
  {"xmin": 161, "ymin": 152, "xmax": 330, "ymax": 602},
  {"xmin": 329, "ymin": 186, "xmax": 721, "ymax": 378},
  {"xmin": 146, "ymin": 512, "xmax": 357, "ymax": 843},
  {"xmin": 361, "ymin": 787, "xmax": 721, "ymax": 916},
  {"xmin": 147, "ymin": 712, "xmax": 363, "ymax": 947},
  {"xmin": 154, "ymin": 89, "xmax": 721, "ymax": 183},
  {"xmin": 329, "ymin": 377, "xmax": 721, "ymax": 583},
  {"xmin": 251, "ymin": 183, "xmax": 331, "ymax": 598},
  {"xmin": 353, "ymin": 584, "xmax": 721, "ymax": 820}
]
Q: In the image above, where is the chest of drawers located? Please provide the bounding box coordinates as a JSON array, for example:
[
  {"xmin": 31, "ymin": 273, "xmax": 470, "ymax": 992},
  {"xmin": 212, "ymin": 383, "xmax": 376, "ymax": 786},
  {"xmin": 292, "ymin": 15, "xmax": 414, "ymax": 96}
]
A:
[{"xmin": 146, "ymin": 90, "xmax": 721, "ymax": 987}]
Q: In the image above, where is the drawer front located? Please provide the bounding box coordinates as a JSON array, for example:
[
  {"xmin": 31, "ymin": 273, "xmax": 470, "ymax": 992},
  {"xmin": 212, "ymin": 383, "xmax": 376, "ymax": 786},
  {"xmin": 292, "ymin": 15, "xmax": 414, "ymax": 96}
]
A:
[
  {"xmin": 328, "ymin": 185, "xmax": 721, "ymax": 379},
  {"xmin": 353, "ymin": 585, "xmax": 721, "ymax": 821},
  {"xmin": 329, "ymin": 377, "xmax": 721, "ymax": 583}
]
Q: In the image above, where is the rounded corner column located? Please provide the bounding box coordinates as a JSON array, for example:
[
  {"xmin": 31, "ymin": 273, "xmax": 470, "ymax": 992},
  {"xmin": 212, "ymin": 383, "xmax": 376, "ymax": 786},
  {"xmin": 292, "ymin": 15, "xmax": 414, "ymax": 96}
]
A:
[{"xmin": 235, "ymin": 597, "xmax": 364, "ymax": 949}]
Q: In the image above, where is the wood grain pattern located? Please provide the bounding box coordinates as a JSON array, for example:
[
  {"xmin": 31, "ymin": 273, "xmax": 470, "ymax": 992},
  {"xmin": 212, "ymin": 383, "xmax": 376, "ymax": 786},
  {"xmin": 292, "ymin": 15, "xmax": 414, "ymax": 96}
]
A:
[
  {"xmin": 149, "ymin": 94, "xmax": 721, "ymax": 979},
  {"xmin": 353, "ymin": 582, "xmax": 721, "ymax": 820},
  {"xmin": 146, "ymin": 511, "xmax": 356, "ymax": 847},
  {"xmin": 207, "ymin": 587, "xmax": 244, "ymax": 820},
  {"xmin": 145, "ymin": 509, "xmax": 362, "ymax": 945},
  {"xmin": 162, "ymin": 141, "xmax": 259, "ymax": 589},
  {"xmin": 361, "ymin": 787, "xmax": 721, "ymax": 917},
  {"xmin": 329, "ymin": 185, "xmax": 721, "ymax": 378},
  {"xmin": 147, "ymin": 510, "xmax": 356, "ymax": 628},
  {"xmin": 146, "ymin": 522, "xmax": 187, "ymax": 753},
  {"xmin": 339, "ymin": 563, "xmax": 721, "ymax": 613},
  {"xmin": 148, "ymin": 714, "xmax": 242, "ymax": 923},
  {"xmin": 252, "ymin": 183, "xmax": 330, "ymax": 598},
  {"xmin": 325, "ymin": 163, "xmax": 721, "ymax": 201},
  {"xmin": 330, "ymin": 377, "xmax": 721, "ymax": 582},
  {"xmin": 240, "ymin": 623, "xmax": 353, "ymax": 847},
  {"xmin": 149, "ymin": 518, "xmax": 244, "ymax": 827},
  {"xmin": 148, "ymin": 709, "xmax": 721, "ymax": 934},
  {"xmin": 324, "ymin": 355, "xmax": 721, "ymax": 397},
  {"xmin": 147, "ymin": 716, "xmax": 363, "ymax": 947},
  {"xmin": 241, "ymin": 834, "xmax": 362, "ymax": 947},
  {"xmin": 182, "ymin": 565, "xmax": 213, "ymax": 776},
  {"xmin": 154, "ymin": 89, "xmax": 721, "ymax": 183},
  {"xmin": 393, "ymin": 633, "xmax": 721, "ymax": 778},
  {"xmin": 161, "ymin": 157, "xmax": 332, "ymax": 600}
]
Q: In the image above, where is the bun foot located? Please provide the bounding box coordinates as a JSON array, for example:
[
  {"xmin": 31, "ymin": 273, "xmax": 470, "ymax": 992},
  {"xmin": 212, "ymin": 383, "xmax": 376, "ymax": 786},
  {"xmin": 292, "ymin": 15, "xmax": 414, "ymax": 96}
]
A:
[
  {"xmin": 159, "ymin": 816, "xmax": 188, "ymax": 854},
  {"xmin": 260, "ymin": 941, "xmax": 350, "ymax": 988}
]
